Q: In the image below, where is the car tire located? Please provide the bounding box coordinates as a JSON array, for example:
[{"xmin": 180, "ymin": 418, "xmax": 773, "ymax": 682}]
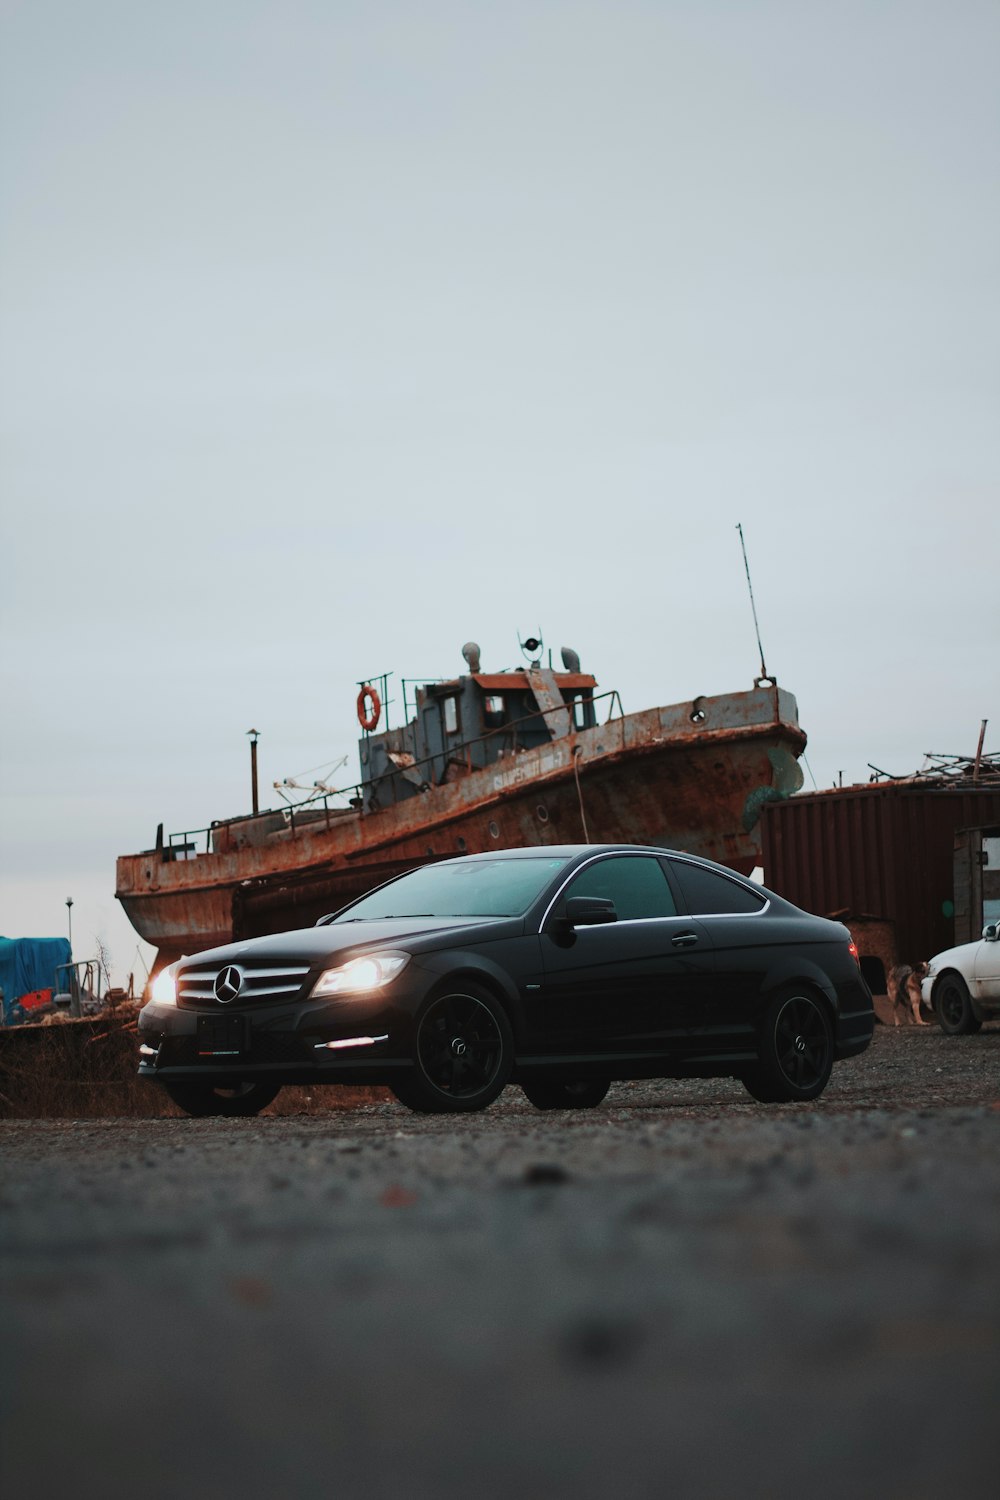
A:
[
  {"xmin": 739, "ymin": 1073, "xmax": 783, "ymax": 1104},
  {"xmin": 162, "ymin": 1081, "xmax": 281, "ymax": 1118},
  {"xmin": 742, "ymin": 987, "xmax": 834, "ymax": 1104},
  {"xmin": 390, "ymin": 982, "xmax": 513, "ymax": 1113},
  {"xmin": 934, "ymin": 974, "xmax": 982, "ymax": 1036},
  {"xmin": 521, "ymin": 1078, "xmax": 610, "ymax": 1110}
]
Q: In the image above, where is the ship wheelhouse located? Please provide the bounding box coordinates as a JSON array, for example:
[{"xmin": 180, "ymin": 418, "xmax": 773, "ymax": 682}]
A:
[{"xmin": 359, "ymin": 667, "xmax": 598, "ymax": 811}]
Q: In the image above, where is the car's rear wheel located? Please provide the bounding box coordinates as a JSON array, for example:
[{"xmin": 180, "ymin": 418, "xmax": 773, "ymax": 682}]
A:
[
  {"xmin": 742, "ymin": 988, "xmax": 833, "ymax": 1104},
  {"xmin": 521, "ymin": 1078, "xmax": 610, "ymax": 1110},
  {"xmin": 934, "ymin": 974, "xmax": 981, "ymax": 1035},
  {"xmin": 391, "ymin": 983, "xmax": 513, "ymax": 1113},
  {"xmin": 162, "ymin": 1081, "xmax": 281, "ymax": 1118}
]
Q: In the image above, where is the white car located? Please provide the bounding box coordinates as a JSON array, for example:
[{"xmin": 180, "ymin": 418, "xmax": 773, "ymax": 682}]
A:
[{"xmin": 922, "ymin": 923, "xmax": 1000, "ymax": 1034}]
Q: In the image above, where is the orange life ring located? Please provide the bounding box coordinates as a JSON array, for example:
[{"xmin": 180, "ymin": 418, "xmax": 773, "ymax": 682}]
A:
[{"xmin": 357, "ymin": 684, "xmax": 381, "ymax": 732}]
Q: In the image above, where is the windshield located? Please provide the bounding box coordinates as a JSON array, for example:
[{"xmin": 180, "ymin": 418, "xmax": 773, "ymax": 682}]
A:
[{"xmin": 333, "ymin": 857, "xmax": 570, "ymax": 921}]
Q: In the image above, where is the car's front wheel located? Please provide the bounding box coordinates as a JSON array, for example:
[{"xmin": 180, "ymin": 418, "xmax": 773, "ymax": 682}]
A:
[
  {"xmin": 162, "ymin": 1081, "xmax": 281, "ymax": 1118},
  {"xmin": 934, "ymin": 974, "xmax": 981, "ymax": 1035},
  {"xmin": 521, "ymin": 1078, "xmax": 610, "ymax": 1110},
  {"xmin": 391, "ymin": 983, "xmax": 513, "ymax": 1113},
  {"xmin": 742, "ymin": 988, "xmax": 834, "ymax": 1104}
]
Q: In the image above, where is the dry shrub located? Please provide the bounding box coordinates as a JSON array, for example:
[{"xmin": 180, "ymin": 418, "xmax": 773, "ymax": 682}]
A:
[
  {"xmin": 0, "ymin": 1008, "xmax": 157, "ymax": 1119},
  {"xmin": 0, "ymin": 1010, "xmax": 391, "ymax": 1119}
]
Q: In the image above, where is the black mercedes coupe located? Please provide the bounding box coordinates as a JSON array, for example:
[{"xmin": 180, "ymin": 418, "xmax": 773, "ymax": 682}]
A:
[{"xmin": 138, "ymin": 844, "xmax": 874, "ymax": 1116}]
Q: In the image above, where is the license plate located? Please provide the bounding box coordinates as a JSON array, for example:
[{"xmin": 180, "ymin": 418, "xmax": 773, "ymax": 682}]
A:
[{"xmin": 196, "ymin": 1014, "xmax": 247, "ymax": 1056}]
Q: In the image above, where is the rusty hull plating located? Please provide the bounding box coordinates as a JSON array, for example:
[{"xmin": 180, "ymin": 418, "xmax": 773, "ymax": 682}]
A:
[{"xmin": 116, "ymin": 662, "xmax": 806, "ymax": 970}]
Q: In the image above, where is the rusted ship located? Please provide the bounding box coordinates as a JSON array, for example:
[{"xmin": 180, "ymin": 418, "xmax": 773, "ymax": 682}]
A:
[{"xmin": 116, "ymin": 640, "xmax": 806, "ymax": 971}]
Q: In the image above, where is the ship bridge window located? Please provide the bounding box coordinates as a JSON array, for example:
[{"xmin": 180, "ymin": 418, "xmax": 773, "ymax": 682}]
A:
[
  {"xmin": 443, "ymin": 696, "xmax": 459, "ymax": 735},
  {"xmin": 484, "ymin": 695, "xmax": 505, "ymax": 728}
]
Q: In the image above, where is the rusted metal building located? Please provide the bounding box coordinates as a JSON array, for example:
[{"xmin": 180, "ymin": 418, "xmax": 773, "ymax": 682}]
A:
[{"xmin": 761, "ymin": 781, "xmax": 1000, "ymax": 970}]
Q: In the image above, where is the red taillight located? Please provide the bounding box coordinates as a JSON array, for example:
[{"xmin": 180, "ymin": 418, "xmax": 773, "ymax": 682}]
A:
[{"xmin": 848, "ymin": 941, "xmax": 860, "ymax": 965}]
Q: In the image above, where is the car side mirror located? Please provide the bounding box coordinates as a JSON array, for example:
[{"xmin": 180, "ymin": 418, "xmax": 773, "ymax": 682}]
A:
[
  {"xmin": 564, "ymin": 896, "xmax": 617, "ymax": 926},
  {"xmin": 983, "ymin": 922, "xmax": 999, "ymax": 942}
]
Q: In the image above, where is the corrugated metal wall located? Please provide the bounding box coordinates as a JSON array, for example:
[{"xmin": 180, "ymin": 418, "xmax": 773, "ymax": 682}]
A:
[{"xmin": 761, "ymin": 784, "xmax": 1000, "ymax": 962}]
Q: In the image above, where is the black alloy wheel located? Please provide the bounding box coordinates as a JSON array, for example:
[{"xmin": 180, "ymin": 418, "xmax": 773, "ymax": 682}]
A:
[
  {"xmin": 934, "ymin": 974, "xmax": 982, "ymax": 1036},
  {"xmin": 742, "ymin": 989, "xmax": 834, "ymax": 1104},
  {"xmin": 521, "ymin": 1078, "xmax": 610, "ymax": 1110},
  {"xmin": 162, "ymin": 1081, "xmax": 281, "ymax": 1118},
  {"xmin": 391, "ymin": 983, "xmax": 513, "ymax": 1113}
]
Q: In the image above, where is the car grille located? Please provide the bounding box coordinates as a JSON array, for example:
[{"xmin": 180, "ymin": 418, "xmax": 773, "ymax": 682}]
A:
[{"xmin": 176, "ymin": 962, "xmax": 311, "ymax": 1008}]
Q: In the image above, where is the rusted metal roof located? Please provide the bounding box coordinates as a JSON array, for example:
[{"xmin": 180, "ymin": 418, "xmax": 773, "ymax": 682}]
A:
[{"xmin": 469, "ymin": 673, "xmax": 597, "ymax": 693}]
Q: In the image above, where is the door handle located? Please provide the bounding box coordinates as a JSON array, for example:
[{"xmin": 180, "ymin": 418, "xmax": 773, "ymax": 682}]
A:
[{"xmin": 671, "ymin": 932, "xmax": 699, "ymax": 948}]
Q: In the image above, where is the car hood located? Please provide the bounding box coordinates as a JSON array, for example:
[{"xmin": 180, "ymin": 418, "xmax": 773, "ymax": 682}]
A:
[
  {"xmin": 926, "ymin": 940, "xmax": 981, "ymax": 974},
  {"xmin": 177, "ymin": 916, "xmax": 512, "ymax": 971}
]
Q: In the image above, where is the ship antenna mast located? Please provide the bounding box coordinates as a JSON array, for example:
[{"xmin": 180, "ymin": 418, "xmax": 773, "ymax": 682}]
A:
[{"xmin": 736, "ymin": 522, "xmax": 772, "ymax": 686}]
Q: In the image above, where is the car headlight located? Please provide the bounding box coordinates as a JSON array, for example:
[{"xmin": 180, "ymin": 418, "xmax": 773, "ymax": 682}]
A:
[
  {"xmin": 151, "ymin": 961, "xmax": 181, "ymax": 1005},
  {"xmin": 310, "ymin": 951, "xmax": 410, "ymax": 998}
]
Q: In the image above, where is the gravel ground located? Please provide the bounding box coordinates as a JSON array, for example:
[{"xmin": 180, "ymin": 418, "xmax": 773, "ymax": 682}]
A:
[{"xmin": 2, "ymin": 1027, "xmax": 999, "ymax": 1500}]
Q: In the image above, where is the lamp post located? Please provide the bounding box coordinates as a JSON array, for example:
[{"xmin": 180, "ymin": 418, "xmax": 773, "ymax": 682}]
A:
[
  {"xmin": 66, "ymin": 897, "xmax": 74, "ymax": 953},
  {"xmin": 247, "ymin": 729, "xmax": 260, "ymax": 816}
]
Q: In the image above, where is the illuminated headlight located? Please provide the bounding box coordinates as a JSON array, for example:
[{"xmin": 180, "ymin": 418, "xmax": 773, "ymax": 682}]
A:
[
  {"xmin": 151, "ymin": 962, "xmax": 180, "ymax": 1005},
  {"xmin": 310, "ymin": 951, "xmax": 410, "ymax": 998}
]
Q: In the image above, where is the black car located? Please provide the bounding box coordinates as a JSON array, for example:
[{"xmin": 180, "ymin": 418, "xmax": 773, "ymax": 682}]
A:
[{"xmin": 139, "ymin": 844, "xmax": 874, "ymax": 1117}]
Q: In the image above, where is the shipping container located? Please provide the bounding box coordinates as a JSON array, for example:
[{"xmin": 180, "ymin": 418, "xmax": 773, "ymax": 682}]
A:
[{"xmin": 761, "ymin": 783, "xmax": 1000, "ymax": 969}]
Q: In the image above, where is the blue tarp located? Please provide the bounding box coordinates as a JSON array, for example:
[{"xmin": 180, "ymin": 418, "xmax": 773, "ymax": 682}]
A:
[{"xmin": 0, "ymin": 937, "xmax": 73, "ymax": 1024}]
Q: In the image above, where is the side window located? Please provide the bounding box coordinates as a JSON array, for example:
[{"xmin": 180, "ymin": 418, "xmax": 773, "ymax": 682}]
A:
[
  {"xmin": 563, "ymin": 856, "xmax": 677, "ymax": 920},
  {"xmin": 443, "ymin": 697, "xmax": 459, "ymax": 735},
  {"xmin": 668, "ymin": 860, "xmax": 766, "ymax": 915}
]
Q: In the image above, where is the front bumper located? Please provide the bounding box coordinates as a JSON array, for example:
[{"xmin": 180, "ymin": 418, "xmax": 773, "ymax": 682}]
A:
[{"xmin": 137, "ymin": 990, "xmax": 415, "ymax": 1088}]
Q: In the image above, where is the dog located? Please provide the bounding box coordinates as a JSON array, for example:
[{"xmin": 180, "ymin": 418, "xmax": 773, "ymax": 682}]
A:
[{"xmin": 887, "ymin": 963, "xmax": 930, "ymax": 1026}]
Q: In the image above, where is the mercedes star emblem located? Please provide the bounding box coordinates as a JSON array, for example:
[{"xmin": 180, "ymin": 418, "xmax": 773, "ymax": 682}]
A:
[{"xmin": 214, "ymin": 965, "xmax": 243, "ymax": 1004}]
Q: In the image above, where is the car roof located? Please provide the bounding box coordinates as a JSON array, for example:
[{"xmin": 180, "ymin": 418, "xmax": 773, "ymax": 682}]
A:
[
  {"xmin": 450, "ymin": 844, "xmax": 775, "ymax": 893},
  {"xmin": 448, "ymin": 843, "xmax": 756, "ymax": 875},
  {"xmin": 458, "ymin": 843, "xmax": 672, "ymax": 861}
]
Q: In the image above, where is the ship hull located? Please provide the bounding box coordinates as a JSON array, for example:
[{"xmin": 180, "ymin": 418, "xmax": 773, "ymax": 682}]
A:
[{"xmin": 117, "ymin": 684, "xmax": 805, "ymax": 968}]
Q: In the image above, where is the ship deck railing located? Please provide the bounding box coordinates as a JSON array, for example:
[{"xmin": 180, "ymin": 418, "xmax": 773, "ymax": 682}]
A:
[{"xmin": 164, "ymin": 689, "xmax": 624, "ymax": 856}]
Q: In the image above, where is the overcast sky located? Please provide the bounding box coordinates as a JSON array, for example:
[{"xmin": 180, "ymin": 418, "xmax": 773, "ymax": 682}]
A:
[{"xmin": 2, "ymin": 0, "xmax": 997, "ymax": 983}]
